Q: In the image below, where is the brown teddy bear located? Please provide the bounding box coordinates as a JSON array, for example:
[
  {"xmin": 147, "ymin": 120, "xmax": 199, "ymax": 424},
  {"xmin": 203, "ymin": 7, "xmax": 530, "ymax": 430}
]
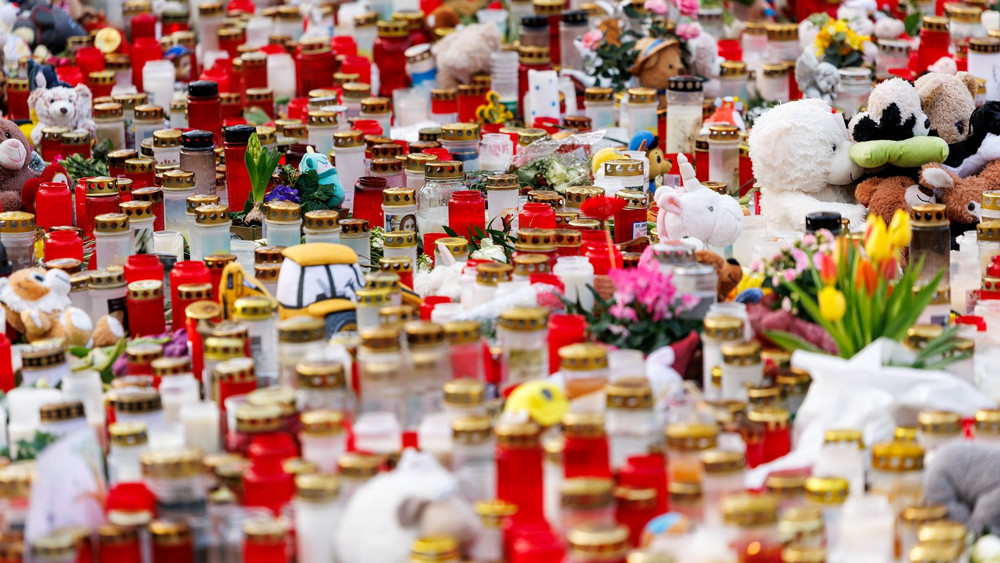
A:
[
  {"xmin": 0, "ymin": 268, "xmax": 122, "ymax": 347},
  {"xmin": 915, "ymin": 71, "xmax": 977, "ymax": 146},
  {"xmin": 696, "ymin": 249, "xmax": 743, "ymax": 301},
  {"xmin": 920, "ymin": 161, "xmax": 1000, "ymax": 224},
  {"xmin": 0, "ymin": 119, "xmax": 39, "ymax": 212},
  {"xmin": 628, "ymin": 38, "xmax": 686, "ymax": 90}
]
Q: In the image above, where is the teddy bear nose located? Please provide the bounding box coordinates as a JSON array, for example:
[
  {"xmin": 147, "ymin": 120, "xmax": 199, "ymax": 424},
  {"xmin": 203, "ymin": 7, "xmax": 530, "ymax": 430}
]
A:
[{"xmin": 59, "ymin": 107, "xmax": 68, "ymax": 114}]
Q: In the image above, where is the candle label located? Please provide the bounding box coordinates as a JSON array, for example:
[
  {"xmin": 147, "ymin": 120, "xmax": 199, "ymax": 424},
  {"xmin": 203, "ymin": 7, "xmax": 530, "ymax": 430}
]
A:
[
  {"xmin": 133, "ymin": 226, "xmax": 154, "ymax": 254},
  {"xmin": 632, "ymin": 221, "xmax": 647, "ymax": 239},
  {"xmin": 107, "ymin": 296, "xmax": 129, "ymax": 332},
  {"xmin": 385, "ymin": 211, "xmax": 417, "ymax": 233},
  {"xmin": 508, "ymin": 349, "xmax": 544, "ymax": 383}
]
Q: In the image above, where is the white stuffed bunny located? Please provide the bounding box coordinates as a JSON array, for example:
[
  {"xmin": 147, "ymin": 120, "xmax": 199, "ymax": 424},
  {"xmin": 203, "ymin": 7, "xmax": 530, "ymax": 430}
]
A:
[{"xmin": 654, "ymin": 154, "xmax": 744, "ymax": 247}]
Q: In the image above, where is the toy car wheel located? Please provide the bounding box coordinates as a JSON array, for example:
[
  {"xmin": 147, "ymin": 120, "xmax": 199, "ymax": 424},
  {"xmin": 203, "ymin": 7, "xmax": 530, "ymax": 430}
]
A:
[{"xmin": 324, "ymin": 310, "xmax": 357, "ymax": 336}]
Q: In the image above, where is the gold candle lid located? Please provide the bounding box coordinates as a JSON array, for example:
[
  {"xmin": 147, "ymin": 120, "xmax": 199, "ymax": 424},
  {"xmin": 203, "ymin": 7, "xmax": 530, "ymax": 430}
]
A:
[
  {"xmin": 721, "ymin": 492, "xmax": 778, "ymax": 527},
  {"xmin": 872, "ymin": 440, "xmax": 925, "ymax": 471},
  {"xmin": 94, "ymin": 213, "xmax": 129, "ymax": 234}
]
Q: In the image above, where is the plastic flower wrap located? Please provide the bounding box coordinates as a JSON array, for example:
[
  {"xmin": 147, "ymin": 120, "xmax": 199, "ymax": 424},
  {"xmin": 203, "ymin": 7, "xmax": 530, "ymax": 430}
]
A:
[{"xmin": 512, "ymin": 131, "xmax": 606, "ymax": 193}]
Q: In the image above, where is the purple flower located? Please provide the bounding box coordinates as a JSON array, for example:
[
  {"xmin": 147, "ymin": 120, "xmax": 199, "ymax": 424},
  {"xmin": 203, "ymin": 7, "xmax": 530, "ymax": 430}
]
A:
[{"xmin": 264, "ymin": 184, "xmax": 300, "ymax": 203}]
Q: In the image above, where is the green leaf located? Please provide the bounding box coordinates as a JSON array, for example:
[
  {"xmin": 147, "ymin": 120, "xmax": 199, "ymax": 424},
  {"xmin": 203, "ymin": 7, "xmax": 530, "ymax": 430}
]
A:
[{"xmin": 904, "ymin": 12, "xmax": 923, "ymax": 36}]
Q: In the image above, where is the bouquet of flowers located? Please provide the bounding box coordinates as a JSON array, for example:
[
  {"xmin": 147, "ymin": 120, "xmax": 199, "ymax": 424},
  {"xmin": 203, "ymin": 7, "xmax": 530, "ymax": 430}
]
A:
[
  {"xmin": 512, "ymin": 131, "xmax": 602, "ymax": 193},
  {"xmin": 565, "ymin": 260, "xmax": 701, "ymax": 354},
  {"xmin": 810, "ymin": 14, "xmax": 872, "ymax": 68},
  {"xmin": 764, "ymin": 211, "xmax": 947, "ymax": 359}
]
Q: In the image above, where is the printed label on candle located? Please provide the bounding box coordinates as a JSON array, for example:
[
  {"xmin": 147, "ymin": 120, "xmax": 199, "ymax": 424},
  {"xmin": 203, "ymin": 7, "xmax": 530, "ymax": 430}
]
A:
[
  {"xmin": 108, "ymin": 296, "xmax": 129, "ymax": 332},
  {"xmin": 133, "ymin": 227, "xmax": 154, "ymax": 254},
  {"xmin": 632, "ymin": 221, "xmax": 647, "ymax": 239},
  {"xmin": 508, "ymin": 349, "xmax": 544, "ymax": 383},
  {"xmin": 385, "ymin": 212, "xmax": 417, "ymax": 233}
]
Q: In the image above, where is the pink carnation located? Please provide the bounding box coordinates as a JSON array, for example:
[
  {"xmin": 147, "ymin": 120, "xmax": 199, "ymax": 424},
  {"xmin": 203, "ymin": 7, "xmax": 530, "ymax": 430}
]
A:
[
  {"xmin": 676, "ymin": 22, "xmax": 701, "ymax": 40},
  {"xmin": 675, "ymin": 0, "xmax": 699, "ymax": 17},
  {"xmin": 644, "ymin": 0, "xmax": 669, "ymax": 15},
  {"xmin": 580, "ymin": 29, "xmax": 603, "ymax": 50}
]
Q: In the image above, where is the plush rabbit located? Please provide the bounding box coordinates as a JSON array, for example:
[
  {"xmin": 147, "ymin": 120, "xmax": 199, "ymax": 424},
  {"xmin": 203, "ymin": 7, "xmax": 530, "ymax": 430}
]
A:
[{"xmin": 654, "ymin": 153, "xmax": 743, "ymax": 247}]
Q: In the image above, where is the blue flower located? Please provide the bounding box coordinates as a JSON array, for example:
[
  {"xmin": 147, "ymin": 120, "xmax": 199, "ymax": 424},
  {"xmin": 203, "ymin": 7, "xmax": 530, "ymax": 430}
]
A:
[{"xmin": 264, "ymin": 184, "xmax": 299, "ymax": 203}]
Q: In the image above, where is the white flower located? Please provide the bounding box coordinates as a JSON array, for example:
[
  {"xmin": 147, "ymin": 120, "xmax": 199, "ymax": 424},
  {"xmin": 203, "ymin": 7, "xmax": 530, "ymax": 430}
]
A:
[
  {"xmin": 973, "ymin": 535, "xmax": 1000, "ymax": 563},
  {"xmin": 470, "ymin": 239, "xmax": 508, "ymax": 263}
]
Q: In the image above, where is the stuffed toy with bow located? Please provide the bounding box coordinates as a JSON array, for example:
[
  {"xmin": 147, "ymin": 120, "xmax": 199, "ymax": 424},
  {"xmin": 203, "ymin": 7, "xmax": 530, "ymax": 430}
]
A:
[
  {"xmin": 654, "ymin": 153, "xmax": 743, "ymax": 247},
  {"xmin": 298, "ymin": 146, "xmax": 344, "ymax": 208}
]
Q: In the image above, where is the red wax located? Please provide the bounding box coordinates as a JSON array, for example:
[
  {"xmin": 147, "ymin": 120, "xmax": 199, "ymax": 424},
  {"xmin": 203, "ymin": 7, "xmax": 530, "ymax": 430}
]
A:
[
  {"xmin": 218, "ymin": 373, "xmax": 257, "ymax": 411},
  {"xmin": 448, "ymin": 190, "xmax": 486, "ymax": 239},
  {"xmin": 582, "ymin": 234, "xmax": 623, "ymax": 275},
  {"xmin": 614, "ymin": 204, "xmax": 647, "ymax": 244},
  {"xmin": 339, "ymin": 55, "xmax": 372, "ymax": 85},
  {"xmin": 918, "ymin": 28, "xmax": 950, "ymax": 73},
  {"xmin": 84, "ymin": 194, "xmax": 122, "ymax": 240},
  {"xmin": 74, "ymin": 47, "xmax": 106, "ymax": 80},
  {"xmin": 124, "ymin": 169, "xmax": 155, "ymax": 191},
  {"xmin": 88, "ymin": 74, "xmax": 114, "ymax": 99},
  {"xmin": 0, "ymin": 334, "xmax": 13, "ymax": 391},
  {"xmin": 547, "ymin": 14, "xmax": 561, "ymax": 66},
  {"xmin": 353, "ymin": 176, "xmax": 389, "ymax": 228},
  {"xmin": 152, "ymin": 540, "xmax": 194, "ymax": 563},
  {"xmin": 44, "ymin": 229, "xmax": 84, "ymax": 261},
  {"xmin": 760, "ymin": 423, "xmax": 791, "ymax": 464},
  {"xmin": 224, "ymin": 125, "xmax": 255, "ymax": 212},
  {"xmin": 431, "ymin": 95, "xmax": 458, "ymax": 116},
  {"xmin": 619, "ymin": 455, "xmax": 668, "ymax": 513},
  {"xmin": 547, "ymin": 314, "xmax": 585, "ymax": 375},
  {"xmin": 373, "ymin": 33, "xmax": 411, "ymax": 97},
  {"xmin": 615, "ymin": 490, "xmax": 660, "ymax": 546},
  {"xmin": 170, "ymin": 261, "xmax": 211, "ymax": 328},
  {"xmin": 243, "ymin": 539, "xmax": 288, "ymax": 563},
  {"xmin": 332, "ymin": 36, "xmax": 357, "ymax": 56},
  {"xmin": 99, "ymin": 535, "xmax": 141, "ymax": 563},
  {"xmin": 36, "ymin": 182, "xmax": 73, "ymax": 230},
  {"xmin": 132, "ymin": 188, "xmax": 165, "ymax": 231},
  {"xmin": 296, "ymin": 45, "xmax": 336, "ymax": 96},
  {"xmin": 6, "ymin": 84, "xmax": 29, "ymax": 120},
  {"xmin": 509, "ymin": 527, "xmax": 565, "ymax": 563},
  {"xmin": 563, "ymin": 433, "xmax": 611, "ymax": 478},
  {"xmin": 242, "ymin": 433, "xmax": 296, "ymax": 515},
  {"xmin": 518, "ymin": 60, "xmax": 552, "ymax": 118},
  {"xmin": 130, "ymin": 38, "xmax": 163, "ymax": 92},
  {"xmin": 189, "ymin": 81, "xmax": 224, "ymax": 146},
  {"xmin": 124, "ymin": 254, "xmax": 163, "ymax": 284},
  {"xmin": 243, "ymin": 55, "xmax": 268, "ymax": 90},
  {"xmin": 496, "ymin": 440, "xmax": 545, "ymax": 523},
  {"xmin": 457, "ymin": 89, "xmax": 487, "ymax": 123},
  {"xmin": 40, "ymin": 134, "xmax": 63, "ymax": 162},
  {"xmin": 420, "ymin": 295, "xmax": 451, "ymax": 320},
  {"xmin": 519, "ymin": 202, "xmax": 557, "ymax": 229},
  {"xmin": 127, "ymin": 287, "xmax": 166, "ymax": 338}
]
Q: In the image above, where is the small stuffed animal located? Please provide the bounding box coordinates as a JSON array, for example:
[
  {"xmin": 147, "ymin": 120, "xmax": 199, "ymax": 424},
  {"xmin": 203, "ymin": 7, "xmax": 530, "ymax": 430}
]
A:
[
  {"xmin": 335, "ymin": 450, "xmax": 485, "ymax": 563},
  {"xmin": 28, "ymin": 83, "xmax": 94, "ymax": 146},
  {"xmin": 919, "ymin": 160, "xmax": 1000, "ymax": 224},
  {"xmin": 25, "ymin": 58, "xmax": 68, "ymax": 92},
  {"xmin": 654, "ymin": 154, "xmax": 743, "ymax": 247},
  {"xmin": 629, "ymin": 132, "xmax": 671, "ymax": 190},
  {"xmin": 0, "ymin": 118, "xmax": 39, "ymax": 211},
  {"xmin": 431, "ymin": 23, "xmax": 502, "ymax": 89},
  {"xmin": 748, "ymin": 98, "xmax": 867, "ymax": 232},
  {"xmin": 944, "ymin": 101, "xmax": 1000, "ymax": 178},
  {"xmin": 503, "ymin": 380, "xmax": 569, "ymax": 427},
  {"xmin": 695, "ymin": 249, "xmax": 743, "ymax": 301},
  {"xmin": 915, "ymin": 71, "xmax": 977, "ymax": 145},
  {"xmin": 795, "ymin": 51, "xmax": 840, "ymax": 105},
  {"xmin": 924, "ymin": 441, "xmax": 1000, "ymax": 534},
  {"xmin": 849, "ymin": 78, "xmax": 931, "ymax": 142},
  {"xmin": 628, "ymin": 38, "xmax": 686, "ymax": 91},
  {"xmin": 0, "ymin": 268, "xmax": 123, "ymax": 347},
  {"xmin": 298, "ymin": 146, "xmax": 344, "ymax": 208}
]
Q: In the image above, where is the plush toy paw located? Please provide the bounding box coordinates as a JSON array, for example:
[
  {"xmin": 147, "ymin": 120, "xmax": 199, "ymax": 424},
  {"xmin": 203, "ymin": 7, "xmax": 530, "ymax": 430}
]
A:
[
  {"xmin": 921, "ymin": 167, "xmax": 954, "ymax": 190},
  {"xmin": 92, "ymin": 315, "xmax": 124, "ymax": 348}
]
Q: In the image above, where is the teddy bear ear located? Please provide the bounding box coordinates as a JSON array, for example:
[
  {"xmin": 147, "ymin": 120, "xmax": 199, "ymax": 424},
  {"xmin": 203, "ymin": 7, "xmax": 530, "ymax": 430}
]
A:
[
  {"xmin": 956, "ymin": 71, "xmax": 978, "ymax": 99},
  {"xmin": 915, "ymin": 75, "xmax": 943, "ymax": 107},
  {"xmin": 655, "ymin": 187, "xmax": 682, "ymax": 215}
]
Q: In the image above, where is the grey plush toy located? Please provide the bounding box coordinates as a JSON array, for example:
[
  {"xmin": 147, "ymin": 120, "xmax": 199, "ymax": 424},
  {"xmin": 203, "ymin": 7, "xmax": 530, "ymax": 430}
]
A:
[{"xmin": 924, "ymin": 441, "xmax": 1000, "ymax": 534}]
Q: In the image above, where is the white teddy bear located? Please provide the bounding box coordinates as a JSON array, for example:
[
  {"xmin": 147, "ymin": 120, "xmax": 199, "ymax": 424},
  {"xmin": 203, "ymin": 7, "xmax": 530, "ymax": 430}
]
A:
[
  {"xmin": 28, "ymin": 83, "xmax": 95, "ymax": 147},
  {"xmin": 748, "ymin": 98, "xmax": 867, "ymax": 232}
]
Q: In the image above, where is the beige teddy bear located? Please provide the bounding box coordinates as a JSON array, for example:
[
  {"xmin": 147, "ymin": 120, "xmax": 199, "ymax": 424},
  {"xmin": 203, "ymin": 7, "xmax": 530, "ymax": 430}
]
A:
[
  {"xmin": 27, "ymin": 84, "xmax": 95, "ymax": 147},
  {"xmin": 0, "ymin": 268, "xmax": 122, "ymax": 347}
]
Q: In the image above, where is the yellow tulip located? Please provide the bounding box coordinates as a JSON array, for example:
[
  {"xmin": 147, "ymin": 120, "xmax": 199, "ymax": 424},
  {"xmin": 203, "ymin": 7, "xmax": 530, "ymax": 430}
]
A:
[
  {"xmin": 865, "ymin": 219, "xmax": 892, "ymax": 263},
  {"xmin": 888, "ymin": 209, "xmax": 912, "ymax": 248},
  {"xmin": 818, "ymin": 286, "xmax": 847, "ymax": 323}
]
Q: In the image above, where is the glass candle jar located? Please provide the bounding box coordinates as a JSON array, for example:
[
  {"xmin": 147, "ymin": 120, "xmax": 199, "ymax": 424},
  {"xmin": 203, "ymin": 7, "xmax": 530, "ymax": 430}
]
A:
[
  {"xmin": 161, "ymin": 170, "xmax": 196, "ymax": 233},
  {"xmin": 360, "ymin": 97, "xmax": 394, "ymax": 137},
  {"xmin": 665, "ymin": 76, "xmax": 703, "ymax": 155},
  {"xmin": 297, "ymin": 358, "xmax": 352, "ymax": 415},
  {"xmin": 722, "ymin": 493, "xmax": 783, "ymax": 563},
  {"xmin": 707, "ymin": 124, "xmax": 740, "ymax": 194},
  {"xmin": 485, "ymin": 174, "xmax": 520, "ymax": 233},
  {"xmin": 518, "ymin": 46, "xmax": 553, "ymax": 118},
  {"xmin": 835, "ymin": 67, "xmax": 873, "ymax": 120},
  {"xmin": 93, "ymin": 213, "xmax": 131, "ymax": 270},
  {"xmin": 450, "ymin": 415, "xmax": 497, "ymax": 502},
  {"xmin": 419, "ymin": 161, "xmax": 466, "ymax": 235},
  {"xmin": 765, "ymin": 22, "xmax": 799, "ymax": 63},
  {"xmin": 701, "ymin": 315, "xmax": 744, "ymax": 401},
  {"xmin": 301, "ymin": 209, "xmax": 340, "ymax": 244},
  {"xmin": 107, "ymin": 425, "xmax": 149, "ymax": 483},
  {"xmin": 339, "ymin": 218, "xmax": 371, "ymax": 265},
  {"xmin": 435, "ymin": 237, "xmax": 470, "ymax": 266},
  {"xmin": 457, "ymin": 83, "xmax": 488, "ymax": 124},
  {"xmin": 603, "ymin": 159, "xmax": 645, "ymax": 191},
  {"xmin": 6, "ymin": 77, "xmax": 29, "ymax": 121},
  {"xmin": 900, "ymin": 504, "xmax": 950, "ymax": 563},
  {"xmin": 94, "ymin": 103, "xmax": 127, "ymax": 151},
  {"xmin": 263, "ymin": 201, "xmax": 302, "ymax": 248},
  {"xmin": 40, "ymin": 126, "xmax": 67, "ymax": 162},
  {"xmin": 357, "ymin": 326, "xmax": 408, "ymax": 419},
  {"xmin": 133, "ymin": 105, "xmax": 165, "ymax": 144},
  {"xmin": 869, "ymin": 440, "xmax": 926, "ymax": 516},
  {"xmin": 132, "ymin": 186, "xmax": 164, "ymax": 231},
  {"xmin": 949, "ymin": 3, "xmax": 985, "ymax": 50},
  {"xmin": 294, "ymin": 473, "xmax": 341, "ymax": 563},
  {"xmin": 976, "ymin": 409, "xmax": 1000, "ymax": 444},
  {"xmin": 179, "ymin": 130, "xmax": 216, "ymax": 195},
  {"xmin": 332, "ymin": 131, "xmax": 365, "ymax": 211},
  {"xmin": 306, "ymin": 111, "xmax": 338, "ymax": 155},
  {"xmin": 371, "ymin": 158, "xmax": 405, "ymax": 193},
  {"xmin": 151, "ymin": 128, "xmax": 182, "ymax": 166},
  {"xmin": 223, "ymin": 125, "xmax": 255, "ymax": 212},
  {"xmin": 190, "ymin": 204, "xmax": 231, "ymax": 261},
  {"xmin": 719, "ymin": 340, "xmax": 762, "ymax": 401},
  {"xmin": 149, "ymin": 520, "xmax": 194, "ymax": 563},
  {"xmin": 189, "ymin": 81, "xmax": 223, "ymax": 146},
  {"xmin": 559, "ymin": 477, "xmax": 615, "ymax": 536},
  {"xmin": 355, "ymin": 288, "xmax": 390, "ymax": 331},
  {"xmin": 278, "ymin": 316, "xmax": 327, "ymax": 387},
  {"xmin": 674, "ymin": 260, "xmax": 718, "ymax": 320},
  {"xmin": 701, "ymin": 450, "xmax": 747, "ymax": 526},
  {"xmin": 440, "ymin": 123, "xmax": 481, "ymax": 172},
  {"xmin": 126, "ymin": 280, "xmax": 165, "ymax": 337},
  {"xmin": 566, "ymin": 524, "xmax": 629, "ymax": 563},
  {"xmin": 553, "ymin": 256, "xmax": 595, "ymax": 313},
  {"xmin": 665, "ymin": 421, "xmax": 718, "ymax": 483},
  {"xmin": 449, "ymin": 190, "xmax": 486, "ymax": 240},
  {"xmin": 604, "ymin": 378, "xmax": 657, "ymax": 470},
  {"xmin": 584, "ymin": 87, "xmax": 616, "ymax": 129},
  {"xmin": 495, "ymin": 420, "xmax": 545, "ymax": 522},
  {"xmin": 140, "ymin": 448, "xmax": 205, "ymax": 517},
  {"xmin": 625, "ymin": 87, "xmax": 658, "ymax": 139},
  {"xmin": 920, "ymin": 17, "xmax": 951, "ymax": 73},
  {"xmin": 562, "ymin": 413, "xmax": 610, "ymax": 479},
  {"xmin": 908, "ymin": 203, "xmax": 951, "ymax": 285},
  {"xmin": 0, "ymin": 212, "xmax": 35, "ymax": 272},
  {"xmin": 877, "ymin": 39, "xmax": 911, "ymax": 80},
  {"xmin": 170, "ymin": 100, "xmax": 188, "ymax": 129},
  {"xmin": 498, "ymin": 307, "xmax": 549, "ymax": 392},
  {"xmin": 383, "ymin": 187, "xmax": 418, "ymax": 232},
  {"xmin": 429, "ymin": 88, "xmax": 459, "ymax": 124},
  {"xmin": 559, "ymin": 10, "xmax": 588, "ymax": 71},
  {"xmin": 759, "ymin": 63, "xmax": 791, "ymax": 103},
  {"xmin": 719, "ymin": 61, "xmax": 750, "ymax": 100},
  {"xmin": 917, "ymin": 410, "xmax": 962, "ymax": 459},
  {"xmin": 230, "ymin": 296, "xmax": 279, "ymax": 386}
]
